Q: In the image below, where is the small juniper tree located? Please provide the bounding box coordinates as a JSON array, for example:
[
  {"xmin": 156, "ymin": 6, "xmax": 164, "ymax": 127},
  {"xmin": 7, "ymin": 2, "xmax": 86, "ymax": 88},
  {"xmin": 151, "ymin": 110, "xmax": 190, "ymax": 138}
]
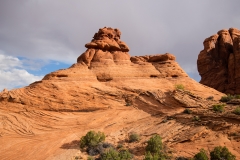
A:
[
  {"xmin": 210, "ymin": 146, "xmax": 236, "ymax": 160},
  {"xmin": 145, "ymin": 134, "xmax": 168, "ymax": 160},
  {"xmin": 146, "ymin": 134, "xmax": 163, "ymax": 154},
  {"xmin": 80, "ymin": 131, "xmax": 105, "ymax": 149},
  {"xmin": 194, "ymin": 148, "xmax": 209, "ymax": 160}
]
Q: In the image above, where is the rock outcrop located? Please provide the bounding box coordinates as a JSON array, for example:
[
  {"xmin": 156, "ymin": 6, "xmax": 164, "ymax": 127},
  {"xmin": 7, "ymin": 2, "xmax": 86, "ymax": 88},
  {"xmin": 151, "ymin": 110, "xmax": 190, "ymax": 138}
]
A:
[
  {"xmin": 197, "ymin": 28, "xmax": 240, "ymax": 94},
  {"xmin": 77, "ymin": 27, "xmax": 130, "ymax": 66}
]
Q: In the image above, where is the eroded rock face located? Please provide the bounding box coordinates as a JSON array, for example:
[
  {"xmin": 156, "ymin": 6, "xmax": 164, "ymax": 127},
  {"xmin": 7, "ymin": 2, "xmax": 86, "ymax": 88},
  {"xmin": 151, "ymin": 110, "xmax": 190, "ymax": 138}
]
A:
[
  {"xmin": 131, "ymin": 53, "xmax": 188, "ymax": 78},
  {"xmin": 197, "ymin": 28, "xmax": 240, "ymax": 94}
]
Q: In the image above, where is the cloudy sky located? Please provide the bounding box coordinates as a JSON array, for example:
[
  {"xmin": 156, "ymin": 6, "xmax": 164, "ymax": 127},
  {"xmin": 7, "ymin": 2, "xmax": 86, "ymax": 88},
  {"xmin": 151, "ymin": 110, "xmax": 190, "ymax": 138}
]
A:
[{"xmin": 0, "ymin": 0, "xmax": 240, "ymax": 90}]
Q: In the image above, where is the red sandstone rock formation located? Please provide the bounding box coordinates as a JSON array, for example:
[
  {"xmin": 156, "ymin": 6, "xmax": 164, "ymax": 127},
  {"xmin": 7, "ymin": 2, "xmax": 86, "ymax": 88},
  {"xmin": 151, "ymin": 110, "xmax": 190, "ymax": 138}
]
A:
[
  {"xmin": 77, "ymin": 27, "xmax": 130, "ymax": 66},
  {"xmin": 2, "ymin": 27, "xmax": 239, "ymax": 160},
  {"xmin": 197, "ymin": 28, "xmax": 240, "ymax": 94}
]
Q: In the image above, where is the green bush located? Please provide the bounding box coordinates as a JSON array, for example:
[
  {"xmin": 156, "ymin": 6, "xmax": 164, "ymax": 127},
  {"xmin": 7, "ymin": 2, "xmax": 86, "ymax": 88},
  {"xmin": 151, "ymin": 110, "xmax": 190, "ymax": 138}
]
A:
[
  {"xmin": 234, "ymin": 95, "xmax": 240, "ymax": 99},
  {"xmin": 194, "ymin": 148, "xmax": 209, "ymax": 160},
  {"xmin": 100, "ymin": 148, "xmax": 133, "ymax": 160},
  {"xmin": 144, "ymin": 135, "xmax": 168, "ymax": 159},
  {"xmin": 175, "ymin": 84, "xmax": 185, "ymax": 90},
  {"xmin": 146, "ymin": 135, "xmax": 163, "ymax": 154},
  {"xmin": 87, "ymin": 156, "xmax": 95, "ymax": 160},
  {"xmin": 212, "ymin": 104, "xmax": 225, "ymax": 113},
  {"xmin": 126, "ymin": 102, "xmax": 132, "ymax": 106},
  {"xmin": 117, "ymin": 144, "xmax": 123, "ymax": 149},
  {"xmin": 183, "ymin": 108, "xmax": 192, "ymax": 114},
  {"xmin": 220, "ymin": 95, "xmax": 234, "ymax": 102},
  {"xmin": 119, "ymin": 149, "xmax": 133, "ymax": 160},
  {"xmin": 193, "ymin": 116, "xmax": 201, "ymax": 121},
  {"xmin": 80, "ymin": 131, "xmax": 105, "ymax": 149},
  {"xmin": 100, "ymin": 148, "xmax": 119, "ymax": 160},
  {"xmin": 210, "ymin": 146, "xmax": 236, "ymax": 160},
  {"xmin": 143, "ymin": 151, "xmax": 160, "ymax": 160},
  {"xmin": 129, "ymin": 132, "xmax": 140, "ymax": 143},
  {"xmin": 233, "ymin": 107, "xmax": 240, "ymax": 115}
]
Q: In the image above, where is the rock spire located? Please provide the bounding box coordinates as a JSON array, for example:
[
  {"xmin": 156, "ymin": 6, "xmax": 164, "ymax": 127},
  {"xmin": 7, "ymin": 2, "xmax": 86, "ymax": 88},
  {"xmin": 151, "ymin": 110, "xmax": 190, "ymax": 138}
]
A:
[{"xmin": 197, "ymin": 28, "xmax": 240, "ymax": 94}]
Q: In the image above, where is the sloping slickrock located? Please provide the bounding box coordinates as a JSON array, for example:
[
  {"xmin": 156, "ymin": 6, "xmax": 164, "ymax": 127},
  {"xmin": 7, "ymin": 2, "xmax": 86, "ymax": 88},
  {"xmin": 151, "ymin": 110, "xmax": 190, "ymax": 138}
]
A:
[{"xmin": 197, "ymin": 28, "xmax": 240, "ymax": 94}]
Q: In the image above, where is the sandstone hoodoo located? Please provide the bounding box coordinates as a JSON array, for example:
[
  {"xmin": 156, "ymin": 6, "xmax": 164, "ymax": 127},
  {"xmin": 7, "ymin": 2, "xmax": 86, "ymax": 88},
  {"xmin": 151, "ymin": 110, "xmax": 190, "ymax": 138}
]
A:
[
  {"xmin": 77, "ymin": 27, "xmax": 130, "ymax": 66},
  {"xmin": 1, "ymin": 28, "xmax": 239, "ymax": 160},
  {"xmin": 197, "ymin": 28, "xmax": 240, "ymax": 94}
]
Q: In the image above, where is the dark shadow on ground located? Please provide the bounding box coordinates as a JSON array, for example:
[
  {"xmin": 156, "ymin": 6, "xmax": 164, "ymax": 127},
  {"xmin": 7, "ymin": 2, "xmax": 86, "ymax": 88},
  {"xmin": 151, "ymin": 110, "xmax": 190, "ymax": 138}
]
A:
[{"xmin": 60, "ymin": 140, "xmax": 80, "ymax": 149}]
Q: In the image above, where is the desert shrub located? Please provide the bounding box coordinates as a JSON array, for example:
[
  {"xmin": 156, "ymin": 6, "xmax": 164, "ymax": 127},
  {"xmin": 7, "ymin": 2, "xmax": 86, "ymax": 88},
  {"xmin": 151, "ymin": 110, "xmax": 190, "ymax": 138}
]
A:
[
  {"xmin": 87, "ymin": 156, "xmax": 95, "ymax": 160},
  {"xmin": 175, "ymin": 84, "xmax": 185, "ymax": 90},
  {"xmin": 176, "ymin": 157, "xmax": 188, "ymax": 160},
  {"xmin": 119, "ymin": 149, "xmax": 133, "ymax": 160},
  {"xmin": 126, "ymin": 102, "xmax": 132, "ymax": 106},
  {"xmin": 233, "ymin": 107, "xmax": 240, "ymax": 115},
  {"xmin": 129, "ymin": 132, "xmax": 140, "ymax": 143},
  {"xmin": 87, "ymin": 145, "xmax": 103, "ymax": 156},
  {"xmin": 87, "ymin": 142, "xmax": 114, "ymax": 156},
  {"xmin": 80, "ymin": 131, "xmax": 105, "ymax": 149},
  {"xmin": 220, "ymin": 95, "xmax": 234, "ymax": 102},
  {"xmin": 144, "ymin": 135, "xmax": 168, "ymax": 159},
  {"xmin": 100, "ymin": 148, "xmax": 133, "ymax": 160},
  {"xmin": 234, "ymin": 95, "xmax": 240, "ymax": 99},
  {"xmin": 143, "ymin": 151, "xmax": 160, "ymax": 160},
  {"xmin": 101, "ymin": 142, "xmax": 114, "ymax": 148},
  {"xmin": 193, "ymin": 148, "xmax": 209, "ymax": 160},
  {"xmin": 212, "ymin": 104, "xmax": 225, "ymax": 113},
  {"xmin": 193, "ymin": 116, "xmax": 200, "ymax": 121},
  {"xmin": 146, "ymin": 135, "xmax": 163, "ymax": 154},
  {"xmin": 183, "ymin": 108, "xmax": 192, "ymax": 114},
  {"xmin": 117, "ymin": 144, "xmax": 123, "ymax": 149},
  {"xmin": 100, "ymin": 148, "xmax": 119, "ymax": 160},
  {"xmin": 210, "ymin": 146, "xmax": 236, "ymax": 160}
]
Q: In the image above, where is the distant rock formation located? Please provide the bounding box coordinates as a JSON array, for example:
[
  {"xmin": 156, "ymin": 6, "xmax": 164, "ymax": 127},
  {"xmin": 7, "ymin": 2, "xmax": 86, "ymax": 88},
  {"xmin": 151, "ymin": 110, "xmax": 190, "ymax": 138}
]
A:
[{"xmin": 197, "ymin": 28, "xmax": 240, "ymax": 94}]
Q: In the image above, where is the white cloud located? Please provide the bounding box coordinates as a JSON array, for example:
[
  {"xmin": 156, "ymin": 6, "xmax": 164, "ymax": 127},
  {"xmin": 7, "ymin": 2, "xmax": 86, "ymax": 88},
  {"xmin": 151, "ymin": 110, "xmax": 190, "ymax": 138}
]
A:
[
  {"xmin": 0, "ymin": 53, "xmax": 22, "ymax": 70},
  {"xmin": 0, "ymin": 53, "xmax": 43, "ymax": 90}
]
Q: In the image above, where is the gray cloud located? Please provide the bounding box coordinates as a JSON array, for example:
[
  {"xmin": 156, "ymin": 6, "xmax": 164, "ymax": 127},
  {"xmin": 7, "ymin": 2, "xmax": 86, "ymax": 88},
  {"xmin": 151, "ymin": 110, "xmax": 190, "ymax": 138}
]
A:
[{"xmin": 0, "ymin": 0, "xmax": 240, "ymax": 81}]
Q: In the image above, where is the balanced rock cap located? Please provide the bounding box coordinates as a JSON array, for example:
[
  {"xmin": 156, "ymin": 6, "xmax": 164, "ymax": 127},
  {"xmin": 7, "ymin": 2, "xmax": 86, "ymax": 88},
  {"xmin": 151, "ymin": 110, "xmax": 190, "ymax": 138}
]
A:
[{"xmin": 85, "ymin": 27, "xmax": 129, "ymax": 52}]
